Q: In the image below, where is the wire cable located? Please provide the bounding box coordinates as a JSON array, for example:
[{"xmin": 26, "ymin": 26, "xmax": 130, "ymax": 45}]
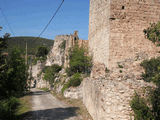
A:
[
  {"xmin": 36, "ymin": 0, "xmax": 64, "ymax": 39},
  {"xmin": 0, "ymin": 8, "xmax": 15, "ymax": 37}
]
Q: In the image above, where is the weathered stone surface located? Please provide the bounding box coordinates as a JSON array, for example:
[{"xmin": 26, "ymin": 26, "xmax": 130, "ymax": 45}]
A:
[
  {"xmin": 86, "ymin": 1, "xmax": 160, "ymax": 118},
  {"xmin": 31, "ymin": 61, "xmax": 49, "ymax": 88},
  {"xmin": 83, "ymin": 57, "xmax": 155, "ymax": 120},
  {"xmin": 46, "ymin": 31, "xmax": 88, "ymax": 69},
  {"xmin": 89, "ymin": 0, "xmax": 160, "ymax": 76},
  {"xmin": 45, "ymin": 35, "xmax": 69, "ymax": 66},
  {"xmin": 64, "ymin": 84, "xmax": 83, "ymax": 99}
]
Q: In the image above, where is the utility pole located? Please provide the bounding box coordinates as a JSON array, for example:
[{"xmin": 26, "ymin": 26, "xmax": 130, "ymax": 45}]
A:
[{"xmin": 25, "ymin": 40, "xmax": 28, "ymax": 65}]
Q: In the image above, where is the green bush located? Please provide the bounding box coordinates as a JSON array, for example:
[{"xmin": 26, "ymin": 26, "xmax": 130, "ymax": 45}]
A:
[
  {"xmin": 130, "ymin": 22, "xmax": 160, "ymax": 120},
  {"xmin": 67, "ymin": 45, "xmax": 92, "ymax": 76},
  {"xmin": 43, "ymin": 64, "xmax": 62, "ymax": 85},
  {"xmin": 151, "ymin": 85, "xmax": 160, "ymax": 120},
  {"xmin": 140, "ymin": 57, "xmax": 160, "ymax": 85},
  {"xmin": 131, "ymin": 57, "xmax": 160, "ymax": 120},
  {"xmin": 130, "ymin": 93, "xmax": 153, "ymax": 120},
  {"xmin": 62, "ymin": 73, "xmax": 82, "ymax": 93},
  {"xmin": 36, "ymin": 46, "xmax": 49, "ymax": 58},
  {"xmin": 0, "ymin": 48, "xmax": 28, "ymax": 99},
  {"xmin": 69, "ymin": 73, "xmax": 82, "ymax": 87},
  {"xmin": 144, "ymin": 22, "xmax": 160, "ymax": 45},
  {"xmin": 0, "ymin": 97, "xmax": 20, "ymax": 120}
]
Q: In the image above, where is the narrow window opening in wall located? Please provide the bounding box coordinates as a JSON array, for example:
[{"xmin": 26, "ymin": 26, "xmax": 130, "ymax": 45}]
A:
[{"xmin": 122, "ymin": 6, "xmax": 125, "ymax": 10}]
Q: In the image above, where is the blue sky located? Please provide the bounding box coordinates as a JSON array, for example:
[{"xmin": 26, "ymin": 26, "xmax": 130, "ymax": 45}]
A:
[{"xmin": 0, "ymin": 0, "xmax": 90, "ymax": 40}]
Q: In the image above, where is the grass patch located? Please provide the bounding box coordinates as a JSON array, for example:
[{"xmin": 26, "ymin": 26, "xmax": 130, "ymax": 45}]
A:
[
  {"xmin": 39, "ymin": 88, "xmax": 50, "ymax": 92},
  {"xmin": 16, "ymin": 95, "xmax": 32, "ymax": 119}
]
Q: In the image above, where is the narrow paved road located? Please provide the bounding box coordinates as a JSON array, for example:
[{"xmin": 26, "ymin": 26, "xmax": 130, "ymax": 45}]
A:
[{"xmin": 24, "ymin": 89, "xmax": 80, "ymax": 120}]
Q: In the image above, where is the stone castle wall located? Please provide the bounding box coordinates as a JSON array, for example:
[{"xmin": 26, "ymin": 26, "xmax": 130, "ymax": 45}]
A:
[
  {"xmin": 46, "ymin": 31, "xmax": 88, "ymax": 68},
  {"xmin": 89, "ymin": 0, "xmax": 160, "ymax": 72},
  {"xmin": 84, "ymin": 0, "xmax": 160, "ymax": 120},
  {"xmin": 89, "ymin": 0, "xmax": 111, "ymax": 71},
  {"xmin": 109, "ymin": 0, "xmax": 160, "ymax": 68}
]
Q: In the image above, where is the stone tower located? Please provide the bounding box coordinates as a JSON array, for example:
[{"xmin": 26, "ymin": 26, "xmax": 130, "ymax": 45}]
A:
[{"xmin": 89, "ymin": 0, "xmax": 160, "ymax": 75}]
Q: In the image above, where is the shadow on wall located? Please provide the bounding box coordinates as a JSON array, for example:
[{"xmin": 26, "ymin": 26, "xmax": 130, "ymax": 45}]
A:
[{"xmin": 20, "ymin": 107, "xmax": 79, "ymax": 120}]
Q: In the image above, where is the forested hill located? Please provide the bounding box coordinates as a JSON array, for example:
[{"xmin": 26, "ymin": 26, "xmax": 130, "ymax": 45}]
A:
[{"xmin": 6, "ymin": 36, "xmax": 54, "ymax": 55}]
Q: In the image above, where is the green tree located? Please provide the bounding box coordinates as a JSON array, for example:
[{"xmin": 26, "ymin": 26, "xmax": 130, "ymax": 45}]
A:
[
  {"xmin": 140, "ymin": 58, "xmax": 160, "ymax": 85},
  {"xmin": 36, "ymin": 46, "xmax": 49, "ymax": 58},
  {"xmin": 67, "ymin": 45, "xmax": 92, "ymax": 76},
  {"xmin": 144, "ymin": 22, "xmax": 160, "ymax": 45},
  {"xmin": 0, "ymin": 29, "xmax": 27, "ymax": 120},
  {"xmin": 43, "ymin": 64, "xmax": 62, "ymax": 86},
  {"xmin": 130, "ymin": 93, "xmax": 153, "ymax": 120}
]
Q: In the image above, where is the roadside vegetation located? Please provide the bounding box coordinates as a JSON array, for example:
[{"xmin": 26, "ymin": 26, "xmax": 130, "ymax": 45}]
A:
[
  {"xmin": 62, "ymin": 44, "xmax": 92, "ymax": 93},
  {"xmin": 131, "ymin": 22, "xmax": 160, "ymax": 120},
  {"xmin": 0, "ymin": 28, "xmax": 29, "ymax": 120},
  {"xmin": 43, "ymin": 64, "xmax": 62, "ymax": 87},
  {"xmin": 66, "ymin": 44, "xmax": 92, "ymax": 76},
  {"xmin": 33, "ymin": 46, "xmax": 49, "ymax": 64}
]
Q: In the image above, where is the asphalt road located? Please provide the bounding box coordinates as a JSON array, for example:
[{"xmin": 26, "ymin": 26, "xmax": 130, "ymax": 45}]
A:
[{"xmin": 24, "ymin": 89, "xmax": 80, "ymax": 120}]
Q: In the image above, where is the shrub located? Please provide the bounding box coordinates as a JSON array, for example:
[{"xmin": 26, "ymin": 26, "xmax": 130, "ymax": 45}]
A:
[
  {"xmin": 0, "ymin": 48, "xmax": 28, "ymax": 99},
  {"xmin": 0, "ymin": 97, "xmax": 20, "ymax": 120},
  {"xmin": 67, "ymin": 45, "xmax": 92, "ymax": 76},
  {"xmin": 43, "ymin": 64, "xmax": 62, "ymax": 85},
  {"xmin": 144, "ymin": 22, "xmax": 160, "ymax": 45},
  {"xmin": 140, "ymin": 57, "xmax": 160, "ymax": 85},
  {"xmin": 69, "ymin": 73, "xmax": 82, "ymax": 87},
  {"xmin": 36, "ymin": 46, "xmax": 49, "ymax": 58},
  {"xmin": 61, "ymin": 73, "xmax": 82, "ymax": 93},
  {"xmin": 130, "ymin": 93, "xmax": 153, "ymax": 120},
  {"xmin": 131, "ymin": 57, "xmax": 160, "ymax": 120},
  {"xmin": 151, "ymin": 85, "xmax": 160, "ymax": 120}
]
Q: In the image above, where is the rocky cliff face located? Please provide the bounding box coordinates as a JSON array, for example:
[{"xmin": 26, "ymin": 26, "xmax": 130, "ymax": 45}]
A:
[
  {"xmin": 33, "ymin": 31, "xmax": 88, "ymax": 95},
  {"xmin": 45, "ymin": 35, "xmax": 70, "ymax": 66},
  {"xmin": 30, "ymin": 61, "xmax": 49, "ymax": 88},
  {"xmin": 46, "ymin": 31, "xmax": 88, "ymax": 68}
]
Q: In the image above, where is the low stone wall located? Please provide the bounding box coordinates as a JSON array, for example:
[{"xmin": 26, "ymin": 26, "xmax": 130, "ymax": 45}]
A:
[
  {"xmin": 83, "ymin": 77, "xmax": 154, "ymax": 120},
  {"xmin": 83, "ymin": 57, "xmax": 156, "ymax": 120}
]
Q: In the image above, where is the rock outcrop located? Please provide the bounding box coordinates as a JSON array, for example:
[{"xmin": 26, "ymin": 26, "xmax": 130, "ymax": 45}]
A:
[
  {"xmin": 46, "ymin": 31, "xmax": 88, "ymax": 69},
  {"xmin": 33, "ymin": 31, "xmax": 88, "ymax": 98}
]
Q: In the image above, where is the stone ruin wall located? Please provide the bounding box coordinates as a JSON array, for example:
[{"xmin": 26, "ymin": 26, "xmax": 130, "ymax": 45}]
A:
[
  {"xmin": 109, "ymin": 0, "xmax": 160, "ymax": 69},
  {"xmin": 88, "ymin": 0, "xmax": 110, "ymax": 72},
  {"xmin": 46, "ymin": 31, "xmax": 88, "ymax": 68},
  {"xmin": 84, "ymin": 0, "xmax": 160, "ymax": 120},
  {"xmin": 46, "ymin": 35, "xmax": 70, "ymax": 66},
  {"xmin": 89, "ymin": 0, "xmax": 160, "ymax": 73}
]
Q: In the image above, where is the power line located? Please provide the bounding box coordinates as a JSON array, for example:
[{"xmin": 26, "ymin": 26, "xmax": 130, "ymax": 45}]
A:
[
  {"xmin": 36, "ymin": 0, "xmax": 64, "ymax": 39},
  {"xmin": 0, "ymin": 8, "xmax": 15, "ymax": 37}
]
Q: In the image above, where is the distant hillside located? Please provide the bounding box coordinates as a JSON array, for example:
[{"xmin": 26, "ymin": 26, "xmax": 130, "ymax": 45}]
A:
[{"xmin": 6, "ymin": 36, "xmax": 54, "ymax": 55}]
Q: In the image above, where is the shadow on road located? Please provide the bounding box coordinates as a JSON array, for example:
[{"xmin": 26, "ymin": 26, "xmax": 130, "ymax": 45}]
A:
[
  {"xmin": 29, "ymin": 90, "xmax": 49, "ymax": 96},
  {"xmin": 20, "ymin": 107, "xmax": 79, "ymax": 120}
]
